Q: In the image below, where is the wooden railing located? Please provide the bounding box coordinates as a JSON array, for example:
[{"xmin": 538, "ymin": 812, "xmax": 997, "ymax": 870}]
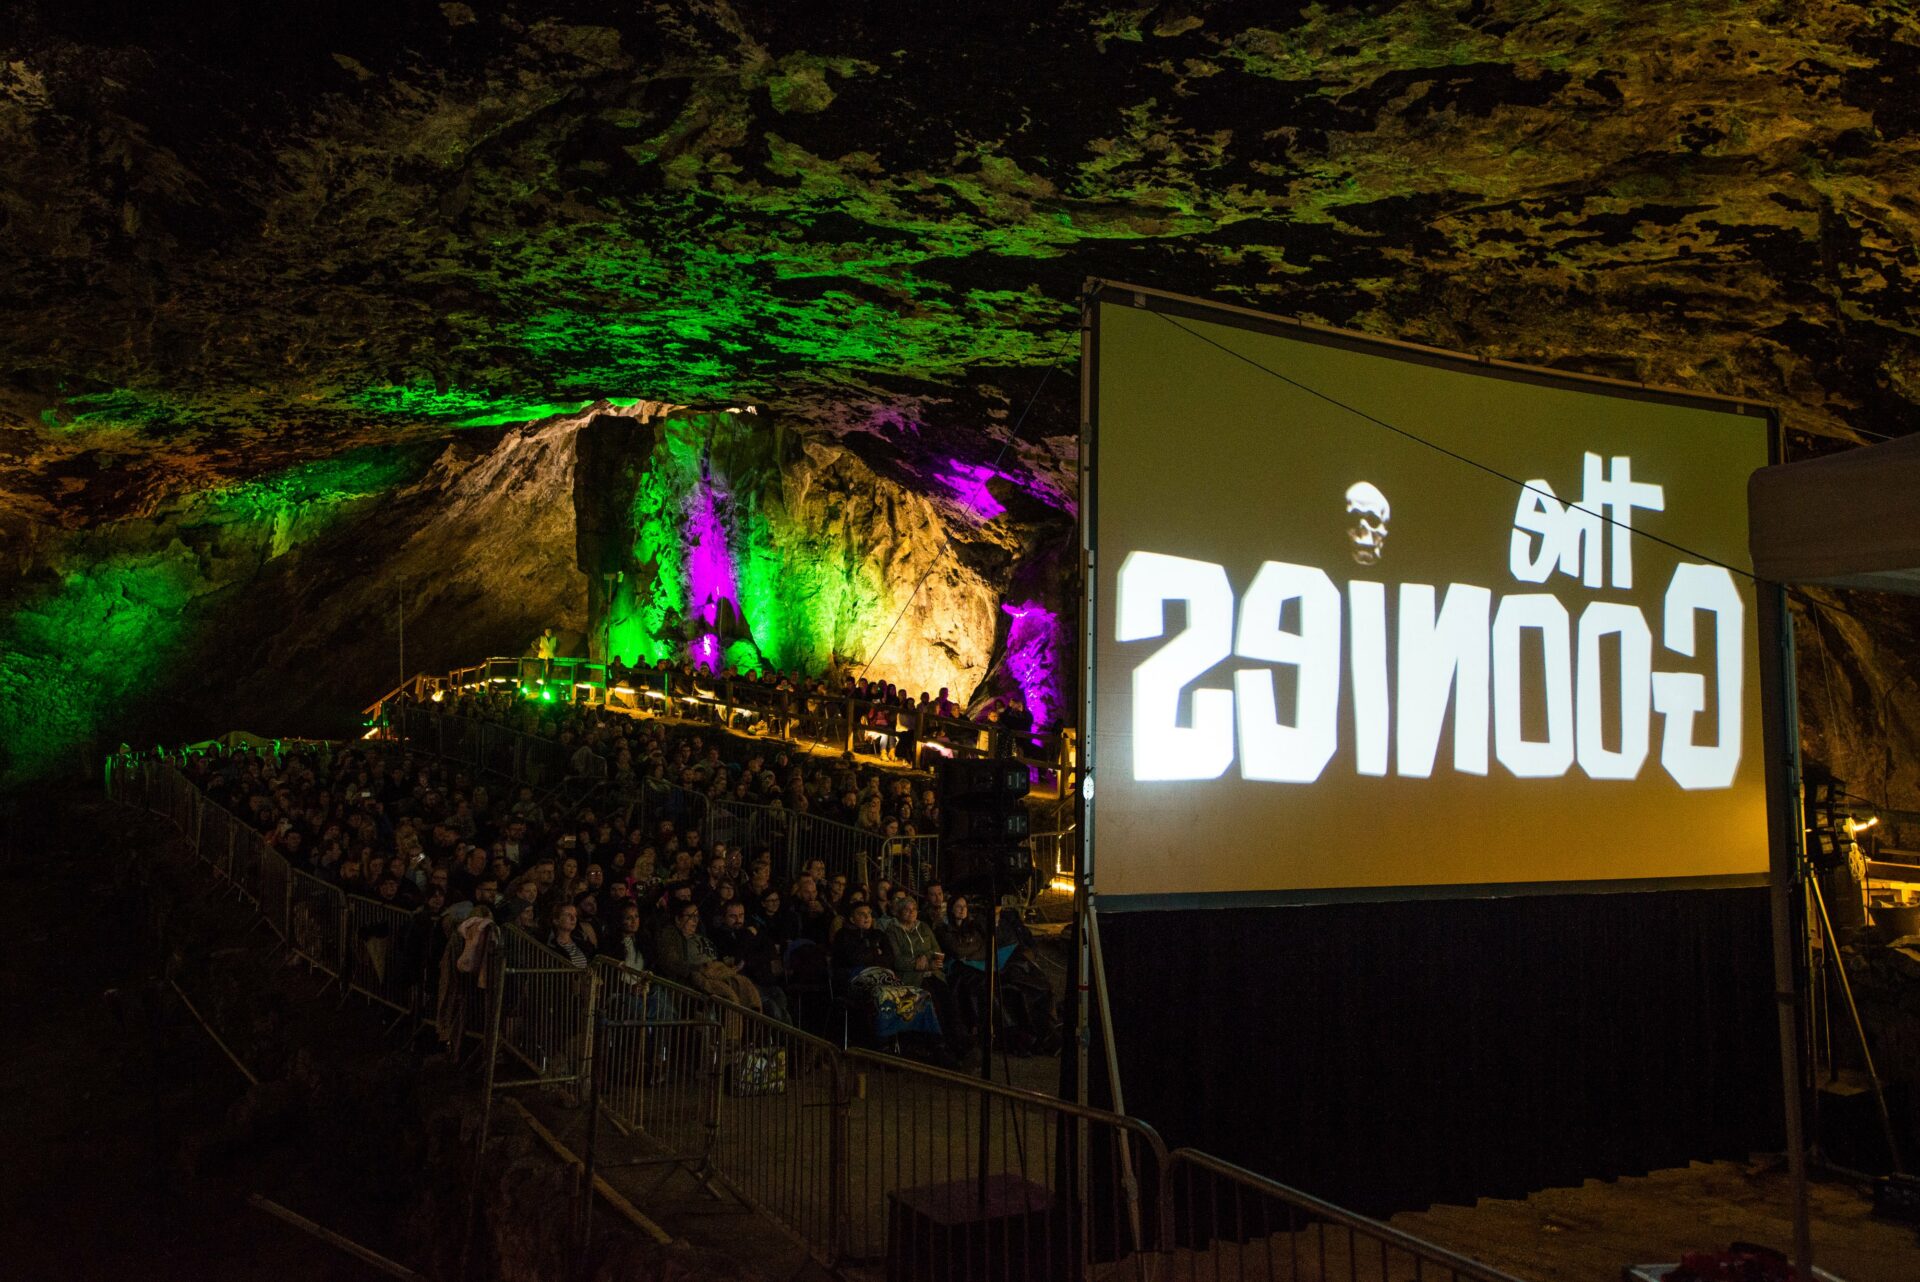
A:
[{"xmin": 364, "ymin": 656, "xmax": 1076, "ymax": 799}]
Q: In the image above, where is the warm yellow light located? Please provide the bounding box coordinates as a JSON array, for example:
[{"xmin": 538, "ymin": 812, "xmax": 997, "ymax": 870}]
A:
[
  {"xmin": 1048, "ymin": 875, "xmax": 1077, "ymax": 894},
  {"xmin": 1847, "ymin": 816, "xmax": 1879, "ymax": 835},
  {"xmin": 431, "ymin": 690, "xmax": 445, "ymax": 702}
]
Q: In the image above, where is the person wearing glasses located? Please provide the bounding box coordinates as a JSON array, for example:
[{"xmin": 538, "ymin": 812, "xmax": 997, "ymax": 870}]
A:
[{"xmin": 653, "ymin": 900, "xmax": 762, "ymax": 1012}]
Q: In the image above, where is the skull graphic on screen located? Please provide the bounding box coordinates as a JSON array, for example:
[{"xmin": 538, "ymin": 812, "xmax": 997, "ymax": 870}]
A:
[{"xmin": 1345, "ymin": 482, "xmax": 1391, "ymax": 565}]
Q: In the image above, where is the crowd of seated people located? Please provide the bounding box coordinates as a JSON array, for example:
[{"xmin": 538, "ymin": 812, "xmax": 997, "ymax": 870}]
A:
[
  {"xmin": 596, "ymin": 653, "xmax": 1041, "ymax": 765},
  {"xmin": 165, "ymin": 720, "xmax": 1060, "ymax": 1068},
  {"xmin": 433, "ymin": 685, "xmax": 943, "ymax": 839}
]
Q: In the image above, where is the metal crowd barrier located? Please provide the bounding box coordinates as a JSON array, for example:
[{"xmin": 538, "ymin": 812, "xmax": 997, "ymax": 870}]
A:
[
  {"xmin": 287, "ymin": 868, "xmax": 347, "ymax": 983},
  {"xmin": 491, "ymin": 926, "xmax": 599, "ymax": 1090},
  {"xmin": 836, "ymin": 1048, "xmax": 1169, "ymax": 1280},
  {"xmin": 229, "ymin": 817, "xmax": 266, "ymax": 910},
  {"xmin": 197, "ymin": 801, "xmax": 232, "ymax": 882},
  {"xmin": 705, "ymin": 795, "xmax": 789, "ymax": 863},
  {"xmin": 703, "ymin": 984, "xmax": 848, "ymax": 1261},
  {"xmin": 589, "ymin": 961, "xmax": 724, "ymax": 1164},
  {"xmin": 257, "ymin": 845, "xmax": 291, "ymax": 942},
  {"xmin": 345, "ymin": 894, "xmax": 425, "ymax": 1018},
  {"xmin": 1031, "ymin": 827, "xmax": 1077, "ymax": 889},
  {"xmin": 623, "ymin": 775, "xmax": 935, "ymax": 894}
]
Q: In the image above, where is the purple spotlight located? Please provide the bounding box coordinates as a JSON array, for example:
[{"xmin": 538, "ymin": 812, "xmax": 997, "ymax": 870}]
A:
[
  {"xmin": 686, "ymin": 475, "xmax": 740, "ymax": 628},
  {"xmin": 1001, "ymin": 600, "xmax": 1062, "ymax": 736},
  {"xmin": 941, "ymin": 462, "xmax": 1006, "ymax": 520}
]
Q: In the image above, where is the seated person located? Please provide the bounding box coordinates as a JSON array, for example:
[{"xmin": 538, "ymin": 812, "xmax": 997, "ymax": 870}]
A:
[
  {"xmin": 707, "ymin": 900, "xmax": 792, "ymax": 1024},
  {"xmin": 830, "ymin": 902, "xmax": 942, "ymax": 1050},
  {"xmin": 883, "ymin": 893, "xmax": 969, "ymax": 1057},
  {"xmin": 934, "ymin": 893, "xmax": 995, "ymax": 1042},
  {"xmin": 653, "ymin": 900, "xmax": 762, "ymax": 1012},
  {"xmin": 993, "ymin": 903, "xmax": 1062, "ymax": 1057},
  {"xmin": 791, "ymin": 874, "xmax": 835, "ymax": 946}
]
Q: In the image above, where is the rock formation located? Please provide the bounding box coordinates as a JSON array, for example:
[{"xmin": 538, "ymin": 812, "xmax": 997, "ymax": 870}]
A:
[
  {"xmin": 0, "ymin": 401, "xmax": 1067, "ymax": 785},
  {"xmin": 578, "ymin": 406, "xmax": 1017, "ymax": 701}
]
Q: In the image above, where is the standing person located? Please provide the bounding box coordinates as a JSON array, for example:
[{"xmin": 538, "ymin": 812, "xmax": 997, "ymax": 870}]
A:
[{"xmin": 538, "ymin": 901, "xmax": 594, "ymax": 1094}]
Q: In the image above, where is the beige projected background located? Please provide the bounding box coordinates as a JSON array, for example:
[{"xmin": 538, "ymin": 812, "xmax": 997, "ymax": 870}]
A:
[{"xmin": 1089, "ymin": 292, "xmax": 1772, "ymax": 906}]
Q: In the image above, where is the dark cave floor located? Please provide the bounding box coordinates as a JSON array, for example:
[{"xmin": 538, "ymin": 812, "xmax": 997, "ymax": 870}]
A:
[{"xmin": 0, "ymin": 792, "xmax": 392, "ymax": 1281}]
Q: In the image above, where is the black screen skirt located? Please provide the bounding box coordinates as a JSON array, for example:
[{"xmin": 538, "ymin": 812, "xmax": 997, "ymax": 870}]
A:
[{"xmin": 1091, "ymin": 886, "xmax": 1782, "ymax": 1215}]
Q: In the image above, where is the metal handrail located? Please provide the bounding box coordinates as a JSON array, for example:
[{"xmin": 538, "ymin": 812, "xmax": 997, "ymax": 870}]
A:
[
  {"xmin": 365, "ymin": 653, "xmax": 1073, "ymax": 790},
  {"xmin": 1163, "ymin": 1148, "xmax": 1530, "ymax": 1282}
]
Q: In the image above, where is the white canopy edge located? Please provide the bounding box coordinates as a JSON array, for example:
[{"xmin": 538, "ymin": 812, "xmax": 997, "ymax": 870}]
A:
[{"xmin": 1749, "ymin": 431, "xmax": 1920, "ymax": 594}]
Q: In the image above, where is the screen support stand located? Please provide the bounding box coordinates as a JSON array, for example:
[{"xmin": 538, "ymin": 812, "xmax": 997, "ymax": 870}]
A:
[
  {"xmin": 1083, "ymin": 892, "xmax": 1128, "ymax": 1119},
  {"xmin": 1805, "ymin": 864, "xmax": 1905, "ymax": 1174},
  {"xmin": 1764, "ymin": 586, "xmax": 1812, "ymax": 1280},
  {"xmin": 1083, "ymin": 891, "xmax": 1146, "ymax": 1252}
]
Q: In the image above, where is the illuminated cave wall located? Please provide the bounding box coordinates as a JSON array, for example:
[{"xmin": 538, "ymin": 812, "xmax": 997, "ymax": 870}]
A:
[
  {"xmin": 0, "ymin": 444, "xmax": 436, "ymax": 785},
  {"xmin": 591, "ymin": 407, "xmax": 1012, "ymax": 702},
  {"xmin": 0, "ymin": 402, "xmax": 1068, "ymax": 788},
  {"xmin": 0, "ymin": 412, "xmax": 601, "ymax": 789}
]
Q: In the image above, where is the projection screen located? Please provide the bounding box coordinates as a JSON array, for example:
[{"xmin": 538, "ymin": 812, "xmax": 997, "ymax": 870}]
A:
[{"xmin": 1084, "ymin": 284, "xmax": 1776, "ymax": 909}]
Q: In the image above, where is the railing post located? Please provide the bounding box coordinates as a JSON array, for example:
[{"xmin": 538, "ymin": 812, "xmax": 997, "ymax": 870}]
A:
[
  {"xmin": 843, "ymin": 699, "xmax": 856, "ymax": 752},
  {"xmin": 336, "ymin": 894, "xmax": 351, "ymax": 985},
  {"xmin": 579, "ymin": 967, "xmax": 602, "ymax": 1096},
  {"xmin": 702, "ymin": 999, "xmax": 724, "ymax": 1170},
  {"xmin": 275, "ymin": 851, "xmax": 291, "ymax": 939},
  {"xmin": 827, "ymin": 1052, "xmax": 851, "ymax": 1268}
]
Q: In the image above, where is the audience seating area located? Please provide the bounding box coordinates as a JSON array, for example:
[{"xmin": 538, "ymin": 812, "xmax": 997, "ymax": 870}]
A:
[{"xmin": 152, "ymin": 694, "xmax": 1063, "ymax": 1067}]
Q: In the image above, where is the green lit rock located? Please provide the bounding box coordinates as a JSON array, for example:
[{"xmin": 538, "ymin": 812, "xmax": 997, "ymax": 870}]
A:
[{"xmin": 583, "ymin": 407, "xmax": 1004, "ymax": 701}]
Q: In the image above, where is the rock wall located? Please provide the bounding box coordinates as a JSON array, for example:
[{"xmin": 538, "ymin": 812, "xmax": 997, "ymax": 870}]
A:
[
  {"xmin": 0, "ymin": 404, "xmax": 1070, "ymax": 787},
  {"xmin": 8, "ymin": 390, "xmax": 1912, "ymax": 806},
  {"xmin": 1791, "ymin": 588, "xmax": 1920, "ymax": 845},
  {"xmin": 574, "ymin": 405, "xmax": 1035, "ymax": 707},
  {"xmin": 0, "ymin": 414, "xmax": 595, "ymax": 786}
]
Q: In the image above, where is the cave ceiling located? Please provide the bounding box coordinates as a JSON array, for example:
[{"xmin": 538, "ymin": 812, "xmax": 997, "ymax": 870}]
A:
[{"xmin": 4, "ymin": 0, "xmax": 1920, "ymax": 530}]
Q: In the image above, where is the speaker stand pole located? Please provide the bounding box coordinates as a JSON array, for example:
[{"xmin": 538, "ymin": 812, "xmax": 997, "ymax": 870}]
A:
[{"xmin": 977, "ymin": 918, "xmax": 999, "ymax": 1207}]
